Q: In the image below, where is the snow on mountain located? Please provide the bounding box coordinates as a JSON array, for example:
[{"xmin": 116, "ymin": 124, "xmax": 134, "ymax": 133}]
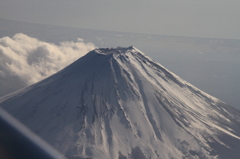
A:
[{"xmin": 1, "ymin": 46, "xmax": 240, "ymax": 159}]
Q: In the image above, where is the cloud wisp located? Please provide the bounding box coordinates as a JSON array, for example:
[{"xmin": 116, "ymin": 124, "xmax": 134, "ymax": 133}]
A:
[{"xmin": 0, "ymin": 33, "xmax": 95, "ymax": 85}]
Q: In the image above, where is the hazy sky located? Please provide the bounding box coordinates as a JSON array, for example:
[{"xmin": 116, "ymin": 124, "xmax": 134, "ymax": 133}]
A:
[{"xmin": 1, "ymin": 0, "xmax": 240, "ymax": 39}]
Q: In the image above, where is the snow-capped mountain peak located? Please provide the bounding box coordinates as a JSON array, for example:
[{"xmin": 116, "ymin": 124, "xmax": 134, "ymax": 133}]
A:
[
  {"xmin": 94, "ymin": 46, "xmax": 136, "ymax": 55},
  {"xmin": 1, "ymin": 47, "xmax": 240, "ymax": 159}
]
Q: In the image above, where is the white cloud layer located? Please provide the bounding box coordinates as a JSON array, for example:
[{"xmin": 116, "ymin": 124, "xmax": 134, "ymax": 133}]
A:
[{"xmin": 0, "ymin": 33, "xmax": 95, "ymax": 85}]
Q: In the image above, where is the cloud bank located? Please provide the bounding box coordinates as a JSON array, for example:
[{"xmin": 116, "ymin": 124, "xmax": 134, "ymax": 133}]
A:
[{"xmin": 0, "ymin": 33, "xmax": 95, "ymax": 85}]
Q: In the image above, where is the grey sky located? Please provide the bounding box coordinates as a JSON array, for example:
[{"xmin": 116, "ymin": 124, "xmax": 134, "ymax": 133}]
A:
[{"xmin": 1, "ymin": 0, "xmax": 240, "ymax": 39}]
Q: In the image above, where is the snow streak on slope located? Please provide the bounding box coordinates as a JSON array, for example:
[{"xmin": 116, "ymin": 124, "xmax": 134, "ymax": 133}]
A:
[{"xmin": 1, "ymin": 46, "xmax": 240, "ymax": 159}]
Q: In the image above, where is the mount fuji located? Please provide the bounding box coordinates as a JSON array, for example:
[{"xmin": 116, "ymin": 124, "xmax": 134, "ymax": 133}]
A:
[{"xmin": 1, "ymin": 46, "xmax": 240, "ymax": 159}]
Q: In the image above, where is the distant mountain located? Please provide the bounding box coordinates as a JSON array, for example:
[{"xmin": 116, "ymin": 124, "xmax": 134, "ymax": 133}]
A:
[
  {"xmin": 1, "ymin": 18, "xmax": 240, "ymax": 109},
  {"xmin": 1, "ymin": 47, "xmax": 240, "ymax": 159}
]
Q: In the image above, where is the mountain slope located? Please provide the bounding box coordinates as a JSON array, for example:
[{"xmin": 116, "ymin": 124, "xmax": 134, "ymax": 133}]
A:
[{"xmin": 1, "ymin": 46, "xmax": 240, "ymax": 159}]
